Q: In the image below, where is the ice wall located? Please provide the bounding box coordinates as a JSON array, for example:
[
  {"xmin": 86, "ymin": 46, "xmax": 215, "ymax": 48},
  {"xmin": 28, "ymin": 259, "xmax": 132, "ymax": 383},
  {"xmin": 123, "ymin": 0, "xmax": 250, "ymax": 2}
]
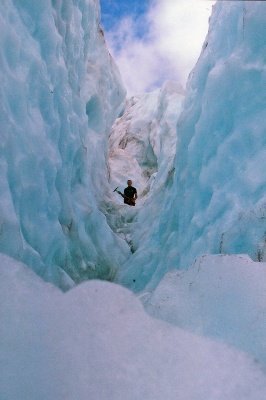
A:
[
  {"xmin": 0, "ymin": 0, "xmax": 129, "ymax": 288},
  {"xmin": 120, "ymin": 1, "xmax": 266, "ymax": 291},
  {"xmin": 108, "ymin": 81, "xmax": 185, "ymax": 197},
  {"xmin": 170, "ymin": 1, "xmax": 266, "ymax": 267}
]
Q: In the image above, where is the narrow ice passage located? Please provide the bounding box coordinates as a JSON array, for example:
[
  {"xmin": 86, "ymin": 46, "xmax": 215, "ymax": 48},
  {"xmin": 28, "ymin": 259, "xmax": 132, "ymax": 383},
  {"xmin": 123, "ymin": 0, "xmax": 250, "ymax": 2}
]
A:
[
  {"xmin": 102, "ymin": 0, "xmax": 266, "ymax": 296},
  {"xmin": 1, "ymin": 1, "xmax": 266, "ymax": 399},
  {"xmin": 98, "ymin": 1, "xmax": 266, "ymax": 375},
  {"xmin": 100, "ymin": 82, "xmax": 185, "ymax": 286}
]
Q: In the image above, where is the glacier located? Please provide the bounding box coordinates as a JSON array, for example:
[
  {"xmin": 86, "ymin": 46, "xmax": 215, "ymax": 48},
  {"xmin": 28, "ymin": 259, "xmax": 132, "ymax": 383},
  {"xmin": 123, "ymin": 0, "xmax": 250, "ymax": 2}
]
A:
[{"xmin": 1, "ymin": 0, "xmax": 266, "ymax": 399}]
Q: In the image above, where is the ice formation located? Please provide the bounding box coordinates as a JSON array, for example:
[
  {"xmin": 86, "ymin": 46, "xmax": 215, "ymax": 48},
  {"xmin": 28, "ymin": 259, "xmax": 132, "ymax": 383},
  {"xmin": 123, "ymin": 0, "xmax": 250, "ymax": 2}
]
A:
[
  {"xmin": 119, "ymin": 1, "xmax": 266, "ymax": 291},
  {"xmin": 104, "ymin": 81, "xmax": 184, "ymax": 248},
  {"xmin": 108, "ymin": 81, "xmax": 185, "ymax": 197},
  {"xmin": 0, "ymin": 0, "xmax": 129, "ymax": 288}
]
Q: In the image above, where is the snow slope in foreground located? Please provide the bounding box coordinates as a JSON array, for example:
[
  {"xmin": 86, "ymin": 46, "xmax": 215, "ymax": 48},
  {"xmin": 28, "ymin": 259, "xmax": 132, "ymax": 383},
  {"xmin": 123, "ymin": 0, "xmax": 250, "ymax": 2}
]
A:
[
  {"xmin": 144, "ymin": 254, "xmax": 266, "ymax": 368},
  {"xmin": 1, "ymin": 253, "xmax": 266, "ymax": 400}
]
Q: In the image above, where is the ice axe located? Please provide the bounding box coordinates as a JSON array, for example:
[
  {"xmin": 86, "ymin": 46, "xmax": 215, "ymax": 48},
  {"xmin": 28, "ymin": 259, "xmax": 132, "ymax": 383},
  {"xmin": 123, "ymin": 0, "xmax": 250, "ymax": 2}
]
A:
[{"xmin": 113, "ymin": 187, "xmax": 123, "ymax": 196}]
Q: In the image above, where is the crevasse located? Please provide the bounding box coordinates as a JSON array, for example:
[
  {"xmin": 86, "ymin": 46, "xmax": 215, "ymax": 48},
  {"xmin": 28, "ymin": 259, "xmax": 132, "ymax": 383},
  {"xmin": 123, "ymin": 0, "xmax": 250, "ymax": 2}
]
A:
[{"xmin": 1, "ymin": 0, "xmax": 266, "ymax": 399}]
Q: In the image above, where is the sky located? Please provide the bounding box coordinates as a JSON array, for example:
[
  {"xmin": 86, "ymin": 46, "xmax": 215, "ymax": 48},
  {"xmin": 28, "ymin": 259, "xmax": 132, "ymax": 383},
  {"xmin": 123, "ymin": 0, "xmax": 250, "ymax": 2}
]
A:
[{"xmin": 100, "ymin": 0, "xmax": 216, "ymax": 95}]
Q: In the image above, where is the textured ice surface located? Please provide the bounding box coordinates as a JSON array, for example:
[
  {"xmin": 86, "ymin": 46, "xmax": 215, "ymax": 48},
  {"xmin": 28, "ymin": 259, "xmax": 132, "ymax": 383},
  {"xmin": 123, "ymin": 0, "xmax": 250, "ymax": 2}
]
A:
[
  {"xmin": 144, "ymin": 254, "xmax": 266, "ymax": 368},
  {"xmin": 108, "ymin": 81, "xmax": 185, "ymax": 198},
  {"xmin": 0, "ymin": 0, "xmax": 129, "ymax": 287},
  {"xmin": 119, "ymin": 1, "xmax": 266, "ymax": 291},
  {"xmin": 103, "ymin": 81, "xmax": 184, "ymax": 251},
  {"xmin": 169, "ymin": 1, "xmax": 266, "ymax": 267},
  {"xmin": 2, "ymin": 253, "xmax": 266, "ymax": 400}
]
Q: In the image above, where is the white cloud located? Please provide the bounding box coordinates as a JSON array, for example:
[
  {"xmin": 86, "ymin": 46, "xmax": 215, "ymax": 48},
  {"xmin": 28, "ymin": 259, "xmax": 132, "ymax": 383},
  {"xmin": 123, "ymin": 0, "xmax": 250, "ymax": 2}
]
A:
[{"xmin": 105, "ymin": 0, "xmax": 216, "ymax": 95}]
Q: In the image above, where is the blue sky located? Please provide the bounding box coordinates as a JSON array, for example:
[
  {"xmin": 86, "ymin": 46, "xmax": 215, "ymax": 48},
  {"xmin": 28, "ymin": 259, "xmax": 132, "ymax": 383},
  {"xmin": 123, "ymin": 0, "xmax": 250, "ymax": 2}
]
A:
[
  {"xmin": 100, "ymin": 0, "xmax": 215, "ymax": 95},
  {"xmin": 100, "ymin": 0, "xmax": 151, "ymax": 33}
]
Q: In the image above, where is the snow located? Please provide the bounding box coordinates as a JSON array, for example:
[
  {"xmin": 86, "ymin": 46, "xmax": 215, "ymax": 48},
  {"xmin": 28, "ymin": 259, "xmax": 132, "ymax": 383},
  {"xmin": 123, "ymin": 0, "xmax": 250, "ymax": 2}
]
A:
[
  {"xmin": 2, "ymin": 253, "xmax": 266, "ymax": 400},
  {"xmin": 144, "ymin": 254, "xmax": 266, "ymax": 368},
  {"xmin": 0, "ymin": 0, "xmax": 129, "ymax": 288}
]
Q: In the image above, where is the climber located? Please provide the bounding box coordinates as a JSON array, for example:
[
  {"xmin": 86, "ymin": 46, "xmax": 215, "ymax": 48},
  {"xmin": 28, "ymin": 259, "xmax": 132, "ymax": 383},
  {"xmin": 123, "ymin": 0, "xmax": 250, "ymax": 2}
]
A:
[
  {"xmin": 124, "ymin": 179, "xmax": 138, "ymax": 206},
  {"xmin": 113, "ymin": 180, "xmax": 138, "ymax": 206}
]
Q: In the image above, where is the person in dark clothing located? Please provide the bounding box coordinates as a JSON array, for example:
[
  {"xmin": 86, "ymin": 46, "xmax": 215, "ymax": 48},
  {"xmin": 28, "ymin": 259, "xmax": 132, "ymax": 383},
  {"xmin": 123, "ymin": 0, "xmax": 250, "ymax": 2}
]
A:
[{"xmin": 124, "ymin": 180, "xmax": 137, "ymax": 206}]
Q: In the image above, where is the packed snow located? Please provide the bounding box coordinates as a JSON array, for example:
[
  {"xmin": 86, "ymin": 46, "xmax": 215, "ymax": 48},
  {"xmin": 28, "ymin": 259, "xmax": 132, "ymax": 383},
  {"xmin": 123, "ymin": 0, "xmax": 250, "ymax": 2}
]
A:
[
  {"xmin": 2, "ymin": 254, "xmax": 266, "ymax": 400},
  {"xmin": 144, "ymin": 254, "xmax": 266, "ymax": 368}
]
